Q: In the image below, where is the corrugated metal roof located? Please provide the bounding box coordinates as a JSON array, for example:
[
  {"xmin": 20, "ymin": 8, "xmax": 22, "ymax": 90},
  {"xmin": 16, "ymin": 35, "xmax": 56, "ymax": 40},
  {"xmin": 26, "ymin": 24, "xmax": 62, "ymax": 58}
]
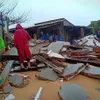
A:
[{"xmin": 35, "ymin": 18, "xmax": 73, "ymax": 27}]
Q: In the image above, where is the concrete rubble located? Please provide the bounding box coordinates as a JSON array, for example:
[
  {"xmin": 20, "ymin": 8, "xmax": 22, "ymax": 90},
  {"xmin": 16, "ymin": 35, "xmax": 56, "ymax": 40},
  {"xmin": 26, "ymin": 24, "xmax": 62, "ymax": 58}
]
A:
[
  {"xmin": 8, "ymin": 73, "xmax": 30, "ymax": 88},
  {"xmin": 47, "ymin": 41, "xmax": 70, "ymax": 53},
  {"xmin": 77, "ymin": 35, "xmax": 100, "ymax": 47},
  {"xmin": 36, "ymin": 68, "xmax": 59, "ymax": 81},
  {"xmin": 60, "ymin": 63, "xmax": 86, "ymax": 81},
  {"xmin": 59, "ymin": 84, "xmax": 89, "ymax": 100},
  {"xmin": 81, "ymin": 66, "xmax": 100, "ymax": 79},
  {"xmin": 2, "ymin": 39, "xmax": 99, "ymax": 82},
  {"xmin": 2, "ymin": 84, "xmax": 13, "ymax": 93},
  {"xmin": 8, "ymin": 75, "xmax": 23, "ymax": 86}
]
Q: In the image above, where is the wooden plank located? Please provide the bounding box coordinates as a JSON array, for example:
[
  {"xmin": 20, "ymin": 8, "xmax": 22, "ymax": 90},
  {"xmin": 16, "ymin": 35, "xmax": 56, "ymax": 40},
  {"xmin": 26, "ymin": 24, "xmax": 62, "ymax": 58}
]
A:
[{"xmin": 35, "ymin": 55, "xmax": 64, "ymax": 74}]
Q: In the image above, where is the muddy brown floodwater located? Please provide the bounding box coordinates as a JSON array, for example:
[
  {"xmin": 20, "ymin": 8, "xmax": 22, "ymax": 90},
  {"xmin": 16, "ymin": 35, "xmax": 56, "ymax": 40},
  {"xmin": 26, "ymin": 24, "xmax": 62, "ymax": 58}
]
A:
[{"xmin": 4, "ymin": 71, "xmax": 100, "ymax": 100}]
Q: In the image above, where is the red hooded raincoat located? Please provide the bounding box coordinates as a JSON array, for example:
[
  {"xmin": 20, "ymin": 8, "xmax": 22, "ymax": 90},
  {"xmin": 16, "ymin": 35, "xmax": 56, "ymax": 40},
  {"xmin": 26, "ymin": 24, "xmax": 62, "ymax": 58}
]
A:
[{"xmin": 14, "ymin": 24, "xmax": 32, "ymax": 62}]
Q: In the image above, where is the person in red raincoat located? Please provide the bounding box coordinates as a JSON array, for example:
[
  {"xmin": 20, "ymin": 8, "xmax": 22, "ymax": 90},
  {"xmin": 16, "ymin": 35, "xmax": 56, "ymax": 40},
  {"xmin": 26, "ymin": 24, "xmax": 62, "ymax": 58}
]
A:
[{"xmin": 14, "ymin": 24, "xmax": 32, "ymax": 69}]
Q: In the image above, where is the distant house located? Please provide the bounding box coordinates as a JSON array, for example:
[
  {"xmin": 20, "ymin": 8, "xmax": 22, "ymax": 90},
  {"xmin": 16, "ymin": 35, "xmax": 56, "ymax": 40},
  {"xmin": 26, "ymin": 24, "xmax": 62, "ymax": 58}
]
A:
[
  {"xmin": 26, "ymin": 18, "xmax": 74, "ymax": 40},
  {"xmin": 64, "ymin": 26, "xmax": 92, "ymax": 42},
  {"xmin": 9, "ymin": 18, "xmax": 92, "ymax": 42}
]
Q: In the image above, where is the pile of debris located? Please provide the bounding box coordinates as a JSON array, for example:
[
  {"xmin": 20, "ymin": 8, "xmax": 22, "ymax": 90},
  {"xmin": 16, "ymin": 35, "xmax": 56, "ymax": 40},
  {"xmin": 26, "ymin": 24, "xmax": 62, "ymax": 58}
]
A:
[
  {"xmin": 34, "ymin": 37, "xmax": 100, "ymax": 81},
  {"xmin": 0, "ymin": 35, "xmax": 100, "ymax": 99},
  {"xmin": 2, "ymin": 36, "xmax": 100, "ymax": 82},
  {"xmin": 0, "ymin": 61, "xmax": 31, "ymax": 96}
]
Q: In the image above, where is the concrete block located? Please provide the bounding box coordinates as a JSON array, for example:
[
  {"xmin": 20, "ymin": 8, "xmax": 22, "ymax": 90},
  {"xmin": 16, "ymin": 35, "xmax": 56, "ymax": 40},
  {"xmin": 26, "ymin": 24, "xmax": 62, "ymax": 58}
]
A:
[
  {"xmin": 39, "ymin": 68, "xmax": 59, "ymax": 81},
  {"xmin": 82, "ymin": 67, "xmax": 100, "ymax": 75},
  {"xmin": 60, "ymin": 63, "xmax": 85, "ymax": 80},
  {"xmin": 9, "ymin": 73, "xmax": 30, "ymax": 88},
  {"xmin": 2, "ymin": 84, "xmax": 13, "ymax": 93},
  {"xmin": 59, "ymin": 84, "xmax": 88, "ymax": 100},
  {"xmin": 8, "ymin": 75, "xmax": 23, "ymax": 86},
  {"xmin": 81, "ymin": 67, "xmax": 100, "ymax": 79},
  {"xmin": 47, "ymin": 42, "xmax": 64, "ymax": 53},
  {"xmin": 62, "ymin": 63, "xmax": 84, "ymax": 76}
]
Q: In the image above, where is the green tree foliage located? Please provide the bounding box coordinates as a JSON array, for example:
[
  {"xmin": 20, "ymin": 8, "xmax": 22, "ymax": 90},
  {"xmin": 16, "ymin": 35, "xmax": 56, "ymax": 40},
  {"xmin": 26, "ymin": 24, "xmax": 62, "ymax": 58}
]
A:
[{"xmin": 89, "ymin": 20, "xmax": 100, "ymax": 32}]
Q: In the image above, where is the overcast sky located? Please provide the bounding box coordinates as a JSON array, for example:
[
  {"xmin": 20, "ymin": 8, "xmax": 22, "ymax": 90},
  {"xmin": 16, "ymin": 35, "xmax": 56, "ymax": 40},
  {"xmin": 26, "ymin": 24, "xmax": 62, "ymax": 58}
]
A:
[{"xmin": 10, "ymin": 0, "xmax": 100, "ymax": 28}]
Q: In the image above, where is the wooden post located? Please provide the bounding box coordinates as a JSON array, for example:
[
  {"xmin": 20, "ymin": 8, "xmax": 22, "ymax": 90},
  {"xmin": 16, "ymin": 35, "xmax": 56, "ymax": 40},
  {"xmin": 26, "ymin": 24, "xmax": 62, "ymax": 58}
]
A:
[
  {"xmin": 4, "ymin": 20, "xmax": 8, "ymax": 34},
  {"xmin": 0, "ymin": 25, "xmax": 2, "ymax": 37},
  {"xmin": 81, "ymin": 28, "xmax": 84, "ymax": 38},
  {"xmin": 0, "ymin": 12, "xmax": 4, "ymax": 39}
]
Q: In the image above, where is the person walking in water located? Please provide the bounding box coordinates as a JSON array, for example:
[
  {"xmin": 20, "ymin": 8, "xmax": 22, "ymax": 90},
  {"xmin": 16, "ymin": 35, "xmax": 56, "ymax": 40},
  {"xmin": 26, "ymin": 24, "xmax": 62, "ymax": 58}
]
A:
[{"xmin": 14, "ymin": 24, "xmax": 32, "ymax": 69}]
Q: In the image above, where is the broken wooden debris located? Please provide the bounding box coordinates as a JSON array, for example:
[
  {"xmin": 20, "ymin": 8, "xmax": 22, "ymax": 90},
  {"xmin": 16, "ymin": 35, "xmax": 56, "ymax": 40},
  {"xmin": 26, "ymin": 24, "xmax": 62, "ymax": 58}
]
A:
[
  {"xmin": 60, "ymin": 63, "xmax": 85, "ymax": 81},
  {"xmin": 51, "ymin": 59, "xmax": 65, "ymax": 67},
  {"xmin": 65, "ymin": 57, "xmax": 100, "ymax": 66},
  {"xmin": 37, "ymin": 68, "xmax": 59, "ymax": 81},
  {"xmin": 59, "ymin": 84, "xmax": 89, "ymax": 100},
  {"xmin": 35, "ymin": 55, "xmax": 64, "ymax": 74},
  {"xmin": 11, "ymin": 59, "xmax": 46, "ymax": 73}
]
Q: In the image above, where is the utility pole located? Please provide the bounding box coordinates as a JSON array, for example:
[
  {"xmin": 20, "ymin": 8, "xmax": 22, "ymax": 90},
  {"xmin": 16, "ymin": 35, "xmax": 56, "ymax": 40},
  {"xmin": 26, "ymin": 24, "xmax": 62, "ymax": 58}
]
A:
[{"xmin": 0, "ymin": 12, "xmax": 4, "ymax": 39}]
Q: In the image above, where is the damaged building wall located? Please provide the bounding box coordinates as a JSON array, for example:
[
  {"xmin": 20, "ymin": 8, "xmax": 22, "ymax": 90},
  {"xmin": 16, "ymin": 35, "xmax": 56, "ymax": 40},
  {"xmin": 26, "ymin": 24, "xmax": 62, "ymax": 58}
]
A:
[
  {"xmin": 9, "ymin": 18, "xmax": 92, "ymax": 42},
  {"xmin": 64, "ymin": 26, "xmax": 92, "ymax": 42}
]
